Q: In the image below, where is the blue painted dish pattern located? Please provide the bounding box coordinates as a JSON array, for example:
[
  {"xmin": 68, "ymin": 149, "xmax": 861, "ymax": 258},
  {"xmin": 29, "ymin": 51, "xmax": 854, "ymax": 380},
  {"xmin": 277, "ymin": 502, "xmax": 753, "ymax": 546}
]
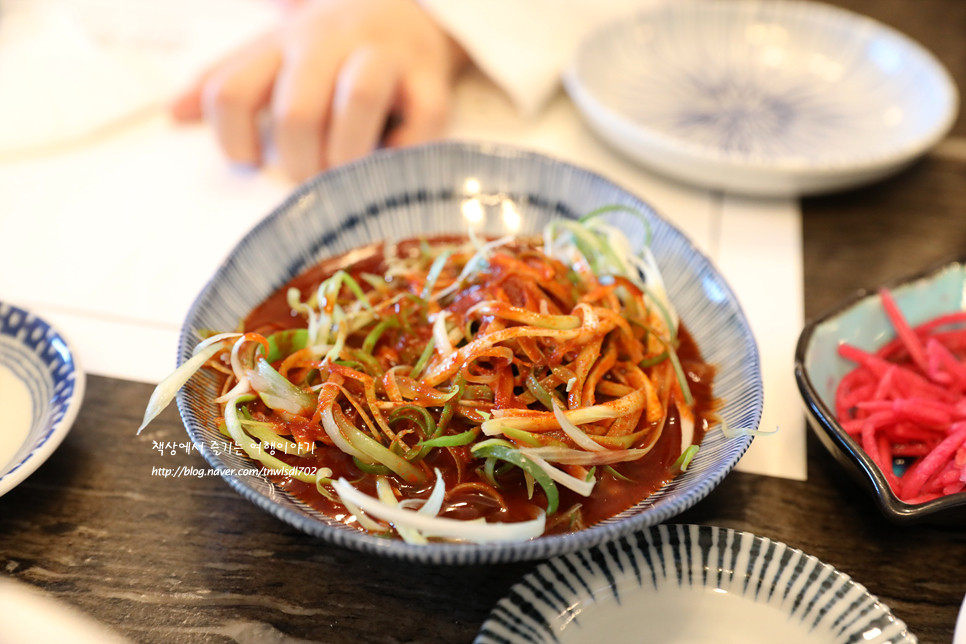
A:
[
  {"xmin": 570, "ymin": 0, "xmax": 958, "ymax": 165},
  {"xmin": 176, "ymin": 142, "xmax": 763, "ymax": 564},
  {"xmin": 0, "ymin": 302, "xmax": 84, "ymax": 493},
  {"xmin": 476, "ymin": 524, "xmax": 916, "ymax": 644}
]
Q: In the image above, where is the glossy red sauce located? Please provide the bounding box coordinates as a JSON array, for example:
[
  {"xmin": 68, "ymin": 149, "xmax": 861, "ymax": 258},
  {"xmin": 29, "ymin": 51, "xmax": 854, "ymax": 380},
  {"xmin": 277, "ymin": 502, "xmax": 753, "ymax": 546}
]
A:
[{"xmin": 237, "ymin": 237, "xmax": 716, "ymax": 536}]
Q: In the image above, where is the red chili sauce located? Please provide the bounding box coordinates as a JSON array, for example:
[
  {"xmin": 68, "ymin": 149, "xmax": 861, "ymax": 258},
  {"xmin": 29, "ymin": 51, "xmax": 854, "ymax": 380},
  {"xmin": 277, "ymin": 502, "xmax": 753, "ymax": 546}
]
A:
[{"xmin": 236, "ymin": 237, "xmax": 717, "ymax": 536}]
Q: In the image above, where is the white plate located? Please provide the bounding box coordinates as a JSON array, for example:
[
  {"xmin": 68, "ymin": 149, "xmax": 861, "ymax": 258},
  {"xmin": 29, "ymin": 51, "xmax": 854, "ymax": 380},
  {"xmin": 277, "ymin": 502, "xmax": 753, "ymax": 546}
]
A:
[
  {"xmin": 0, "ymin": 302, "xmax": 84, "ymax": 496},
  {"xmin": 564, "ymin": 0, "xmax": 959, "ymax": 197},
  {"xmin": 477, "ymin": 524, "xmax": 917, "ymax": 643},
  {"xmin": 0, "ymin": 577, "xmax": 130, "ymax": 644}
]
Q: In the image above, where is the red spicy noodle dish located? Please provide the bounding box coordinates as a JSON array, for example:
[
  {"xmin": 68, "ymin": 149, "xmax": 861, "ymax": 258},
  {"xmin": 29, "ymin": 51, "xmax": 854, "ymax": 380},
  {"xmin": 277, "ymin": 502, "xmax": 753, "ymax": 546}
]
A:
[{"xmin": 140, "ymin": 211, "xmax": 720, "ymax": 544}]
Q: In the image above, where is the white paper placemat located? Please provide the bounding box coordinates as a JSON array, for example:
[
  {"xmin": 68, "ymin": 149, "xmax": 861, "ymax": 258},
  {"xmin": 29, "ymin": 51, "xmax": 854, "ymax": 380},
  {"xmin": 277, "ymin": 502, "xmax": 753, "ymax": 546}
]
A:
[{"xmin": 0, "ymin": 11, "xmax": 806, "ymax": 481}]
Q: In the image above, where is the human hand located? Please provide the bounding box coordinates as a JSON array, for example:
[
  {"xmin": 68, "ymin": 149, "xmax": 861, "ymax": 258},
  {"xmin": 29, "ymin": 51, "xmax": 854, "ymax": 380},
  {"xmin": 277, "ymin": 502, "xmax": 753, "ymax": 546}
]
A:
[{"xmin": 171, "ymin": 0, "xmax": 468, "ymax": 181}]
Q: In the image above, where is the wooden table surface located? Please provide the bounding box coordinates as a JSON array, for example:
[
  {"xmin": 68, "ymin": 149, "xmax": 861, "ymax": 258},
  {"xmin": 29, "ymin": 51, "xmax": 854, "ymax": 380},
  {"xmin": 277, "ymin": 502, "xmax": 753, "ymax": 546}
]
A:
[{"xmin": 2, "ymin": 1, "xmax": 964, "ymax": 643}]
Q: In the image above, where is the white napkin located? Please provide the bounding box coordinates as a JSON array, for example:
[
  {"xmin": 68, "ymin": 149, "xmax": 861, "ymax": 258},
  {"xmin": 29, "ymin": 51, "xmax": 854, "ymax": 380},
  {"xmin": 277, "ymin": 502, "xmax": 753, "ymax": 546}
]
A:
[
  {"xmin": 0, "ymin": 0, "xmax": 279, "ymax": 157},
  {"xmin": 420, "ymin": 0, "xmax": 663, "ymax": 117}
]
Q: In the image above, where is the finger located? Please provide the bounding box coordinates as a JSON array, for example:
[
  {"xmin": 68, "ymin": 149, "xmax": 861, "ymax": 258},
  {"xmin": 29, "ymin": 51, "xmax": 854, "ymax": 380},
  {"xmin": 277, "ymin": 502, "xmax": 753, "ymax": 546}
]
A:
[
  {"xmin": 383, "ymin": 69, "xmax": 450, "ymax": 148},
  {"xmin": 271, "ymin": 44, "xmax": 342, "ymax": 181},
  {"xmin": 327, "ymin": 47, "xmax": 401, "ymax": 168},
  {"xmin": 201, "ymin": 43, "xmax": 283, "ymax": 164},
  {"xmin": 170, "ymin": 32, "xmax": 278, "ymax": 123},
  {"xmin": 170, "ymin": 79, "xmax": 206, "ymax": 121}
]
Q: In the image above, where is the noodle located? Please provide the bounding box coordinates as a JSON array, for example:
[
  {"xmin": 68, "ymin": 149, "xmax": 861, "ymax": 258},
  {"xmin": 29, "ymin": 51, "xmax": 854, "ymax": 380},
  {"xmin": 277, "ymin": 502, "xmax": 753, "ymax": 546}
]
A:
[{"xmin": 140, "ymin": 213, "xmax": 717, "ymax": 543}]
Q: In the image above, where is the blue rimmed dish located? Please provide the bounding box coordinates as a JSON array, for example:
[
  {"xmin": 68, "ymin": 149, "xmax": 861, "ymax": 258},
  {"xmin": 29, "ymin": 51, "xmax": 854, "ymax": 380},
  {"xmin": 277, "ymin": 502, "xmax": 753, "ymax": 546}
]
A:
[
  {"xmin": 476, "ymin": 524, "xmax": 916, "ymax": 643},
  {"xmin": 0, "ymin": 302, "xmax": 85, "ymax": 496},
  {"xmin": 176, "ymin": 141, "xmax": 763, "ymax": 564},
  {"xmin": 564, "ymin": 0, "xmax": 959, "ymax": 197},
  {"xmin": 795, "ymin": 256, "xmax": 966, "ymax": 524}
]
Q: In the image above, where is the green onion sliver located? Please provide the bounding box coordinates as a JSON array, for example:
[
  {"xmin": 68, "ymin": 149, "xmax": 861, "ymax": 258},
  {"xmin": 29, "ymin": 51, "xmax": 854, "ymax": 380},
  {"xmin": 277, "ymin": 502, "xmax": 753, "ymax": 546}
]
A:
[
  {"xmin": 525, "ymin": 369, "xmax": 557, "ymax": 412},
  {"xmin": 362, "ymin": 318, "xmax": 399, "ymax": 355},
  {"xmin": 223, "ymin": 395, "xmax": 321, "ymax": 484},
  {"xmin": 642, "ymin": 327, "xmax": 693, "ymax": 407},
  {"xmin": 638, "ymin": 351, "xmax": 669, "ymax": 369},
  {"xmin": 388, "ymin": 405, "xmax": 438, "ymax": 461},
  {"xmin": 471, "ymin": 444, "xmax": 559, "ymax": 514},
  {"xmin": 418, "ymin": 427, "xmax": 479, "ymax": 448},
  {"xmin": 580, "ymin": 204, "xmax": 652, "ymax": 247},
  {"xmin": 409, "ymin": 336, "xmax": 436, "ymax": 380},
  {"xmin": 353, "ymin": 457, "xmax": 393, "ymax": 475},
  {"xmin": 345, "ymin": 348, "xmax": 383, "ymax": 377},
  {"xmin": 332, "ymin": 271, "xmax": 374, "ymax": 311},
  {"xmin": 421, "ymin": 249, "xmax": 453, "ymax": 301},
  {"xmin": 436, "ymin": 374, "xmax": 466, "ymax": 434},
  {"xmin": 673, "ymin": 445, "xmax": 700, "ymax": 472},
  {"xmin": 603, "ymin": 465, "xmax": 633, "ymax": 482},
  {"xmin": 265, "ymin": 328, "xmax": 310, "ymax": 363},
  {"xmin": 640, "ymin": 283, "xmax": 678, "ymax": 341}
]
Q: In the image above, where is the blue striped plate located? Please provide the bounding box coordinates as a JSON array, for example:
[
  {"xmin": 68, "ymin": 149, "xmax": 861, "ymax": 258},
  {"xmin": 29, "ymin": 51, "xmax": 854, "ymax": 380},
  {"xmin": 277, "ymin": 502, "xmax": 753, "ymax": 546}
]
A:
[
  {"xmin": 176, "ymin": 142, "xmax": 763, "ymax": 564},
  {"xmin": 477, "ymin": 524, "xmax": 916, "ymax": 643},
  {"xmin": 564, "ymin": 0, "xmax": 958, "ymax": 196},
  {"xmin": 0, "ymin": 302, "xmax": 85, "ymax": 496}
]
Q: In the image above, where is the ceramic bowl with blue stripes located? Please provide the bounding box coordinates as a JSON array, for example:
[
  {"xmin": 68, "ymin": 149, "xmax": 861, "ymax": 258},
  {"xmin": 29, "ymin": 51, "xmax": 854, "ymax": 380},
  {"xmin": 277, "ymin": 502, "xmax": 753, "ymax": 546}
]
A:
[
  {"xmin": 476, "ymin": 524, "xmax": 916, "ymax": 643},
  {"xmin": 0, "ymin": 302, "xmax": 85, "ymax": 496},
  {"xmin": 176, "ymin": 141, "xmax": 763, "ymax": 564},
  {"xmin": 564, "ymin": 0, "xmax": 959, "ymax": 197}
]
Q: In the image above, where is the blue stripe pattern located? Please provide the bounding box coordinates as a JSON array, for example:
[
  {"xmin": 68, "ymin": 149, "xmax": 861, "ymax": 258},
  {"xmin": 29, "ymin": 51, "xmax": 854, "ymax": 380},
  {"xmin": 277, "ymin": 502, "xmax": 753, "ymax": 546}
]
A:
[
  {"xmin": 0, "ymin": 302, "xmax": 83, "ymax": 490},
  {"xmin": 569, "ymin": 0, "xmax": 957, "ymax": 165},
  {"xmin": 176, "ymin": 142, "xmax": 763, "ymax": 564},
  {"xmin": 475, "ymin": 525, "xmax": 917, "ymax": 644}
]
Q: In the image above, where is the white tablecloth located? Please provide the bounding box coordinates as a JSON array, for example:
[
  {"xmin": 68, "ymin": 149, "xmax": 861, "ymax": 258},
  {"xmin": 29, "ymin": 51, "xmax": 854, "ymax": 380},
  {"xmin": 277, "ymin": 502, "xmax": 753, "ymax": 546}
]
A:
[{"xmin": 0, "ymin": 1, "xmax": 806, "ymax": 481}]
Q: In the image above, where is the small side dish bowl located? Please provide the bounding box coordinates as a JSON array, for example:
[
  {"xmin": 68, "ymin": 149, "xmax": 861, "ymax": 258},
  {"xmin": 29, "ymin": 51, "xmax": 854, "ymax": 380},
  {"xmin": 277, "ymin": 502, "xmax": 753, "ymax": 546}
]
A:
[
  {"xmin": 176, "ymin": 141, "xmax": 764, "ymax": 564},
  {"xmin": 795, "ymin": 257, "xmax": 966, "ymax": 524},
  {"xmin": 476, "ymin": 524, "xmax": 916, "ymax": 644},
  {"xmin": 564, "ymin": 0, "xmax": 959, "ymax": 197},
  {"xmin": 0, "ymin": 302, "xmax": 85, "ymax": 496}
]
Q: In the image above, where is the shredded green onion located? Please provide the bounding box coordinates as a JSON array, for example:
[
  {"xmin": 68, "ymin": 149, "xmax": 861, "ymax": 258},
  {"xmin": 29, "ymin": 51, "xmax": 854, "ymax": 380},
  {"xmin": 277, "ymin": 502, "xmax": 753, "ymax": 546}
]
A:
[
  {"xmin": 673, "ymin": 445, "xmax": 700, "ymax": 472},
  {"xmin": 471, "ymin": 443, "xmax": 559, "ymax": 514},
  {"xmin": 603, "ymin": 465, "xmax": 633, "ymax": 482},
  {"xmin": 409, "ymin": 337, "xmax": 436, "ymax": 380},
  {"xmin": 421, "ymin": 249, "xmax": 454, "ymax": 301},
  {"xmin": 638, "ymin": 351, "xmax": 669, "ymax": 368},
  {"xmin": 436, "ymin": 374, "xmax": 466, "ymax": 434},
  {"xmin": 580, "ymin": 204, "xmax": 652, "ymax": 247},
  {"xmin": 418, "ymin": 427, "xmax": 479, "ymax": 448},
  {"xmin": 353, "ymin": 457, "xmax": 393, "ymax": 475},
  {"xmin": 361, "ymin": 318, "xmax": 399, "ymax": 355}
]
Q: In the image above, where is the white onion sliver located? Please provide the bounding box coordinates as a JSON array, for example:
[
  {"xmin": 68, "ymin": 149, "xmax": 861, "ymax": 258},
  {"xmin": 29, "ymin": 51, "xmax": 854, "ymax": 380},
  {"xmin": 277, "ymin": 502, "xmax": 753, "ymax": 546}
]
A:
[
  {"xmin": 433, "ymin": 311, "xmax": 455, "ymax": 358},
  {"xmin": 138, "ymin": 343, "xmax": 225, "ymax": 433},
  {"xmin": 341, "ymin": 494, "xmax": 389, "ymax": 533},
  {"xmin": 376, "ymin": 477, "xmax": 425, "ymax": 544},
  {"xmin": 676, "ymin": 397, "xmax": 695, "ymax": 454},
  {"xmin": 318, "ymin": 387, "xmax": 370, "ymax": 462},
  {"xmin": 214, "ymin": 378, "xmax": 251, "ymax": 404},
  {"xmin": 553, "ymin": 401, "xmax": 606, "ymax": 452},
  {"xmin": 419, "ymin": 469, "xmax": 447, "ymax": 516},
  {"xmin": 433, "ymin": 235, "xmax": 515, "ymax": 301},
  {"xmin": 521, "ymin": 453, "xmax": 595, "ymax": 497},
  {"xmin": 331, "ymin": 479, "xmax": 545, "ymax": 543},
  {"xmin": 521, "ymin": 446, "xmax": 653, "ymax": 466},
  {"xmin": 192, "ymin": 332, "xmax": 243, "ymax": 356}
]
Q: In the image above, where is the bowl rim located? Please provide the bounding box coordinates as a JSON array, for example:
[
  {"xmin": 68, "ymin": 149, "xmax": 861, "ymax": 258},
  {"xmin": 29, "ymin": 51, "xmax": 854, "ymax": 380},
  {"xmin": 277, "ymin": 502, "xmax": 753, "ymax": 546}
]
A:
[
  {"xmin": 476, "ymin": 523, "xmax": 916, "ymax": 644},
  {"xmin": 0, "ymin": 301, "xmax": 86, "ymax": 497},
  {"xmin": 175, "ymin": 140, "xmax": 762, "ymax": 563},
  {"xmin": 794, "ymin": 254, "xmax": 966, "ymax": 524},
  {"xmin": 564, "ymin": 0, "xmax": 960, "ymax": 175}
]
